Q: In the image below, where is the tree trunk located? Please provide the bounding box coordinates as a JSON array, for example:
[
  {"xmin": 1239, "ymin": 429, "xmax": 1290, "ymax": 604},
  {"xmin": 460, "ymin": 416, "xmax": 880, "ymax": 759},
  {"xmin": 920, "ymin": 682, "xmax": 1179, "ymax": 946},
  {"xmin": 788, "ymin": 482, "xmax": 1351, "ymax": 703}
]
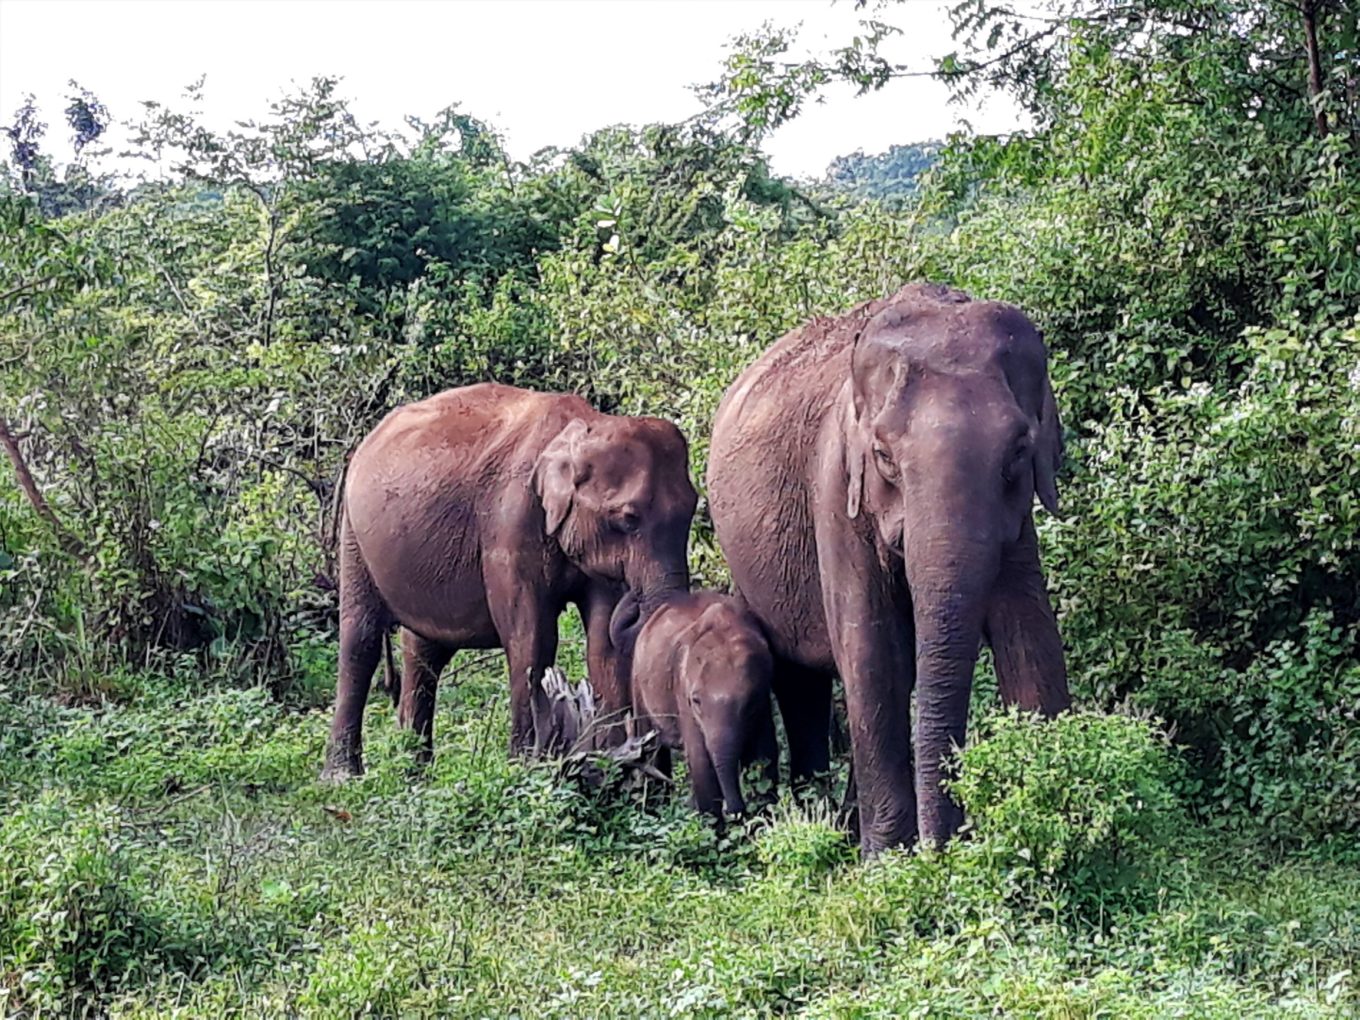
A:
[{"xmin": 1302, "ymin": 0, "xmax": 1330, "ymax": 138}]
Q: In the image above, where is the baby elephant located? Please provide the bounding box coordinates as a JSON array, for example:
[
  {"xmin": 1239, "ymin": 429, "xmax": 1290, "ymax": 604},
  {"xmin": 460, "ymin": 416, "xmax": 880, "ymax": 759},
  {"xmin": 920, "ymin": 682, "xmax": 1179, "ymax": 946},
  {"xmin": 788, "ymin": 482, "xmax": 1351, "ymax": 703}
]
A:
[{"xmin": 629, "ymin": 592, "xmax": 778, "ymax": 818}]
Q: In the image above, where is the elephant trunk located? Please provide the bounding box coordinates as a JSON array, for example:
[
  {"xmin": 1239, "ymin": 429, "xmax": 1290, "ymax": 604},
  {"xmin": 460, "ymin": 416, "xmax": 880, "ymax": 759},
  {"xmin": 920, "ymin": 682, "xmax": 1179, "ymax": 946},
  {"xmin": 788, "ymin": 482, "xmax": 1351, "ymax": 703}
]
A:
[
  {"xmin": 904, "ymin": 531, "xmax": 999, "ymax": 847},
  {"xmin": 711, "ymin": 740, "xmax": 747, "ymax": 819},
  {"xmin": 626, "ymin": 547, "xmax": 690, "ymax": 603},
  {"xmin": 612, "ymin": 562, "xmax": 690, "ymax": 651},
  {"xmin": 699, "ymin": 696, "xmax": 748, "ymax": 817},
  {"xmin": 608, "ymin": 589, "xmax": 644, "ymax": 652}
]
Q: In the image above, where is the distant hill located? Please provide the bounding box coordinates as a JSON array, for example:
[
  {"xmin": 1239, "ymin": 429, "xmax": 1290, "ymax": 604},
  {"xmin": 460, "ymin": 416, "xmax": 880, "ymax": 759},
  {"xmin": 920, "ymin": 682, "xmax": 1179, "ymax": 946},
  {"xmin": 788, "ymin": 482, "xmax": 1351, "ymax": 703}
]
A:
[{"xmin": 823, "ymin": 141, "xmax": 942, "ymax": 202}]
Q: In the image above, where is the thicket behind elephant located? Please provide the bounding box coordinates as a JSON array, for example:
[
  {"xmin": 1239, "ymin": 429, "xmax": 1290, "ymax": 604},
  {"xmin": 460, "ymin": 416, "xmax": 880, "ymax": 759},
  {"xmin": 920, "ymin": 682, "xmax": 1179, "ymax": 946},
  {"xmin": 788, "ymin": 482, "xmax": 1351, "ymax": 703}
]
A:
[
  {"xmin": 322, "ymin": 382, "xmax": 697, "ymax": 779},
  {"xmin": 625, "ymin": 591, "xmax": 778, "ymax": 818},
  {"xmin": 707, "ymin": 282, "xmax": 1070, "ymax": 854}
]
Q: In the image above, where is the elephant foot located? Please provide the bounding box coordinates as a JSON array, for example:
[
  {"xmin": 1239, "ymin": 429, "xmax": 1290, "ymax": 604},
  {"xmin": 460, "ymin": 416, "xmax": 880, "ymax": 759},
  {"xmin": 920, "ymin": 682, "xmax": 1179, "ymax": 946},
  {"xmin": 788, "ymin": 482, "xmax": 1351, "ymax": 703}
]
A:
[
  {"xmin": 319, "ymin": 747, "xmax": 364, "ymax": 783},
  {"xmin": 858, "ymin": 819, "xmax": 920, "ymax": 859},
  {"xmin": 403, "ymin": 746, "xmax": 434, "ymax": 780}
]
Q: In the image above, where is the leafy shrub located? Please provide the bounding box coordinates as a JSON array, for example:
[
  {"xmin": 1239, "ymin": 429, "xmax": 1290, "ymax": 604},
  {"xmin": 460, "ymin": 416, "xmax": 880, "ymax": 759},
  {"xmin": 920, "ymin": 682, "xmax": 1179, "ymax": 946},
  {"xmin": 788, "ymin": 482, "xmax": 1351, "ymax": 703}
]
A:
[
  {"xmin": 0, "ymin": 798, "xmax": 169, "ymax": 1009},
  {"xmin": 754, "ymin": 802, "xmax": 854, "ymax": 883},
  {"xmin": 951, "ymin": 709, "xmax": 1181, "ymax": 912},
  {"xmin": 647, "ymin": 812, "xmax": 733, "ymax": 875},
  {"xmin": 1208, "ymin": 612, "xmax": 1360, "ymax": 841},
  {"xmin": 1046, "ymin": 318, "xmax": 1360, "ymax": 840}
]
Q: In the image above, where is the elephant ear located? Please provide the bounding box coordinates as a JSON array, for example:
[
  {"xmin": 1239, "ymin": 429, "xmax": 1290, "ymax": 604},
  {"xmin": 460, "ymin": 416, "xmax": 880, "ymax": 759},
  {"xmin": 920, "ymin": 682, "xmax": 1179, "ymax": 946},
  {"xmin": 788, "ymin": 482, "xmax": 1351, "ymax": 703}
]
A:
[
  {"xmin": 534, "ymin": 419, "xmax": 590, "ymax": 536},
  {"xmin": 1034, "ymin": 377, "xmax": 1063, "ymax": 515},
  {"xmin": 836, "ymin": 383, "xmax": 868, "ymax": 520},
  {"xmin": 850, "ymin": 308, "xmax": 905, "ymax": 424},
  {"xmin": 845, "ymin": 319, "xmax": 885, "ymax": 522}
]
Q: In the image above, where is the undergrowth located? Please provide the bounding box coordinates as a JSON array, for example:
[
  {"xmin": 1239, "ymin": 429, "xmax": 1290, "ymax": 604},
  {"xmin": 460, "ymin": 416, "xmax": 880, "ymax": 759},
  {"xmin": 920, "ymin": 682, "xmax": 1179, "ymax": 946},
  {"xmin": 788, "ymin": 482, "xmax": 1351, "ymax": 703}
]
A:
[{"xmin": 1, "ymin": 657, "xmax": 1355, "ymax": 1018}]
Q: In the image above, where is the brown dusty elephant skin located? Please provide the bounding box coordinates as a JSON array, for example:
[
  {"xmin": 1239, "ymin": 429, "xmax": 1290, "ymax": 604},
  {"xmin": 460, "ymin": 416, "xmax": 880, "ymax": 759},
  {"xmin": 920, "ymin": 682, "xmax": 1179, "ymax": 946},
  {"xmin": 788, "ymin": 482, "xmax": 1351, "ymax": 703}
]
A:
[
  {"xmin": 706, "ymin": 282, "xmax": 1070, "ymax": 855},
  {"xmin": 627, "ymin": 592, "xmax": 778, "ymax": 818},
  {"xmin": 321, "ymin": 382, "xmax": 697, "ymax": 779}
]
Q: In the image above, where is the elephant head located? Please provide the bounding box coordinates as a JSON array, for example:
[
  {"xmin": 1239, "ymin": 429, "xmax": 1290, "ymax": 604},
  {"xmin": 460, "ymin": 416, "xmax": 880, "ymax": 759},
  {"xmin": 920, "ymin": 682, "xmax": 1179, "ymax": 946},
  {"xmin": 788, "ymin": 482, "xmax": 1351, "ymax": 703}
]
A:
[
  {"xmin": 534, "ymin": 416, "xmax": 697, "ymax": 605},
  {"xmin": 679, "ymin": 604, "xmax": 774, "ymax": 817},
  {"xmin": 843, "ymin": 283, "xmax": 1063, "ymax": 839}
]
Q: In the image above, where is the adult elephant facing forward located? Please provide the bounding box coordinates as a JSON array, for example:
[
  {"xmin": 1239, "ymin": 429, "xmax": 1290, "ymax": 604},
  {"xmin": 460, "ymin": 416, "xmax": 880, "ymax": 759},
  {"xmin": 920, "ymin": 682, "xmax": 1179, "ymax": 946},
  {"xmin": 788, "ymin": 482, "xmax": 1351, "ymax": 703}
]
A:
[
  {"xmin": 707, "ymin": 283, "xmax": 1070, "ymax": 854},
  {"xmin": 322, "ymin": 383, "xmax": 697, "ymax": 780}
]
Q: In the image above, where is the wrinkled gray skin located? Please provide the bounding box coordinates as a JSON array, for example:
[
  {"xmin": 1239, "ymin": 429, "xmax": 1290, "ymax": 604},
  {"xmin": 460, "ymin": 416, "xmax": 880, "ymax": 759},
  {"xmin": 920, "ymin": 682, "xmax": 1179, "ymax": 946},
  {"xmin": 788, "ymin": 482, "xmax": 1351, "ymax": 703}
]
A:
[
  {"xmin": 626, "ymin": 592, "xmax": 778, "ymax": 818},
  {"xmin": 707, "ymin": 283, "xmax": 1070, "ymax": 854},
  {"xmin": 321, "ymin": 383, "xmax": 697, "ymax": 779}
]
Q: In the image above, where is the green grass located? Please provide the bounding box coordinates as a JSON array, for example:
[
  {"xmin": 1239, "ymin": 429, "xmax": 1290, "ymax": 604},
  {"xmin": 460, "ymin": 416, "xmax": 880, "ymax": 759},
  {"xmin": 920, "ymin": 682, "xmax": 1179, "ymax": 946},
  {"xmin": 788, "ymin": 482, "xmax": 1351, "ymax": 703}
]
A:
[{"xmin": 1, "ymin": 656, "xmax": 1357, "ymax": 1018}]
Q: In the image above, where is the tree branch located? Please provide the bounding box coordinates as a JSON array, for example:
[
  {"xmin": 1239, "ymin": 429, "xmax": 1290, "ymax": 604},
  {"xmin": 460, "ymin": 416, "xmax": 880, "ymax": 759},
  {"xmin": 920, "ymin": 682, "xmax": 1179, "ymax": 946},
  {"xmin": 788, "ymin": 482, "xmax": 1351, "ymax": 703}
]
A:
[
  {"xmin": 0, "ymin": 416, "xmax": 88, "ymax": 559},
  {"xmin": 0, "ymin": 276, "xmax": 58, "ymax": 305},
  {"xmin": 939, "ymin": 21, "xmax": 1064, "ymax": 81}
]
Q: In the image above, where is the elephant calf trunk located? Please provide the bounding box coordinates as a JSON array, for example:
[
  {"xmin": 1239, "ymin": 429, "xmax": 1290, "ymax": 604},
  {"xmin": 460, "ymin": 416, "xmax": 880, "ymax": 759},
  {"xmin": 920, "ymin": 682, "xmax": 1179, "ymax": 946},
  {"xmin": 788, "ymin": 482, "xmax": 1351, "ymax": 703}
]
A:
[
  {"xmin": 714, "ymin": 754, "xmax": 747, "ymax": 818},
  {"xmin": 708, "ymin": 722, "xmax": 749, "ymax": 818}
]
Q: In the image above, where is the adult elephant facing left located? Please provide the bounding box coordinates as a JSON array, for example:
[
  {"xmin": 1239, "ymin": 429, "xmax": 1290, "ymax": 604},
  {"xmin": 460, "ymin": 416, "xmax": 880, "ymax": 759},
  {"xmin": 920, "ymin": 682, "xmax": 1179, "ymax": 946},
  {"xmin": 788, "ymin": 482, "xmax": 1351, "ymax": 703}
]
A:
[{"xmin": 321, "ymin": 382, "xmax": 697, "ymax": 780}]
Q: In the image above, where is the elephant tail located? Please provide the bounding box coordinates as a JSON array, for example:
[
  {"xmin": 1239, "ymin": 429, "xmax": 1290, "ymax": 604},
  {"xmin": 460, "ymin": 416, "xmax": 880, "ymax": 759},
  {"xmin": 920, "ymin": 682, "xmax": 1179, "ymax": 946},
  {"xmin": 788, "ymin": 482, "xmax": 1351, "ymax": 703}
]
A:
[{"xmin": 383, "ymin": 629, "xmax": 400, "ymax": 708}]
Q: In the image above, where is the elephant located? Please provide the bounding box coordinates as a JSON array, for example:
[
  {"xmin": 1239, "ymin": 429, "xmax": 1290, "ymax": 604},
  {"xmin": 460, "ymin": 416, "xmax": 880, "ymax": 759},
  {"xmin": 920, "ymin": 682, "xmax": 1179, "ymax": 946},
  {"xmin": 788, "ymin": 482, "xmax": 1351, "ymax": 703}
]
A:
[
  {"xmin": 625, "ymin": 591, "xmax": 778, "ymax": 818},
  {"xmin": 706, "ymin": 282, "xmax": 1070, "ymax": 854},
  {"xmin": 321, "ymin": 382, "xmax": 697, "ymax": 780}
]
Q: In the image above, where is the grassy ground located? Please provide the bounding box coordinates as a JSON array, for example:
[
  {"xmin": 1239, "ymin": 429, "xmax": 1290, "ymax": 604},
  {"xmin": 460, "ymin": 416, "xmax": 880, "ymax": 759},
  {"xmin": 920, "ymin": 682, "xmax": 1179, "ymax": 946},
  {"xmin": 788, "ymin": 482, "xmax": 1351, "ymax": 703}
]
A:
[{"xmin": 1, "ymin": 645, "xmax": 1357, "ymax": 1018}]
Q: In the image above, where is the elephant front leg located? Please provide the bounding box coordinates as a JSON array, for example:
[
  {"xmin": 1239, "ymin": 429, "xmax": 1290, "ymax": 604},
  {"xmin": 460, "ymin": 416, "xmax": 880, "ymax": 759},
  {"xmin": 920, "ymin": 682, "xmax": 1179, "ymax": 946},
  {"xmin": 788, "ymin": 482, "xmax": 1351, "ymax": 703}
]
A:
[
  {"xmin": 489, "ymin": 587, "xmax": 561, "ymax": 758},
  {"xmin": 985, "ymin": 517, "xmax": 1070, "ymax": 718},
  {"xmin": 817, "ymin": 531, "xmax": 918, "ymax": 854},
  {"xmin": 837, "ymin": 630, "xmax": 918, "ymax": 854},
  {"xmin": 580, "ymin": 582, "xmax": 629, "ymax": 750}
]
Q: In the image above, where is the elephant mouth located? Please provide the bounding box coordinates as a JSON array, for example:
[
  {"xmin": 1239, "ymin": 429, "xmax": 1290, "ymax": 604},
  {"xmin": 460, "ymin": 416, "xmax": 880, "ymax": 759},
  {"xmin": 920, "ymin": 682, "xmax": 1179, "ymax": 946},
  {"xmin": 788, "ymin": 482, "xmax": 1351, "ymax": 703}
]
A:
[{"xmin": 882, "ymin": 521, "xmax": 905, "ymax": 557}]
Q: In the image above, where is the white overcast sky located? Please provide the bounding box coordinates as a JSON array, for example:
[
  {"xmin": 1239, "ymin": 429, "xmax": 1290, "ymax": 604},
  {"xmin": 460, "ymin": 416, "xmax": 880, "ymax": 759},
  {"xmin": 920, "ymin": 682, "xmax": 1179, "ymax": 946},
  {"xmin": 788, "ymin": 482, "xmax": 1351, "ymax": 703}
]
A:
[{"xmin": 0, "ymin": 0, "xmax": 1026, "ymax": 180}]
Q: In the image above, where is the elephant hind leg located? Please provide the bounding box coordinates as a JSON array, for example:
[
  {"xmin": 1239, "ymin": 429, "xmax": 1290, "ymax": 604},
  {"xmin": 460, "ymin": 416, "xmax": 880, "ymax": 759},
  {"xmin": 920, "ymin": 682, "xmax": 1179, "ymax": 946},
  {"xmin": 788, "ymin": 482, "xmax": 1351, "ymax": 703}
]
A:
[
  {"xmin": 773, "ymin": 662, "xmax": 833, "ymax": 786},
  {"xmin": 397, "ymin": 630, "xmax": 455, "ymax": 765},
  {"xmin": 322, "ymin": 521, "xmax": 391, "ymax": 781}
]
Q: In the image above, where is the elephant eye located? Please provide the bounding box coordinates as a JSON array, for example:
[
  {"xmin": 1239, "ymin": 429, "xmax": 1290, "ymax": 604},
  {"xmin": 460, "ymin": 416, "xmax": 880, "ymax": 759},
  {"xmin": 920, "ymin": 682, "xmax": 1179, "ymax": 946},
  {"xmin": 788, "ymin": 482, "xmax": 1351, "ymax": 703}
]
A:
[
  {"xmin": 1003, "ymin": 440, "xmax": 1031, "ymax": 482},
  {"xmin": 609, "ymin": 510, "xmax": 640, "ymax": 535},
  {"xmin": 872, "ymin": 444, "xmax": 899, "ymax": 480}
]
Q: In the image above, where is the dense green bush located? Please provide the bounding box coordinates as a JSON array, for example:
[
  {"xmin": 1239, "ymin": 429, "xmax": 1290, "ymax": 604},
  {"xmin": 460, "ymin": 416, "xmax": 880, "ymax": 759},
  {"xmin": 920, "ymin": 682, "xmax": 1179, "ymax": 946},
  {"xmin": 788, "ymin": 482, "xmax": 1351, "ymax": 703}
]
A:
[
  {"xmin": 0, "ymin": 797, "xmax": 224, "ymax": 1010},
  {"xmin": 1044, "ymin": 318, "xmax": 1360, "ymax": 839},
  {"xmin": 952, "ymin": 710, "xmax": 1181, "ymax": 913}
]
